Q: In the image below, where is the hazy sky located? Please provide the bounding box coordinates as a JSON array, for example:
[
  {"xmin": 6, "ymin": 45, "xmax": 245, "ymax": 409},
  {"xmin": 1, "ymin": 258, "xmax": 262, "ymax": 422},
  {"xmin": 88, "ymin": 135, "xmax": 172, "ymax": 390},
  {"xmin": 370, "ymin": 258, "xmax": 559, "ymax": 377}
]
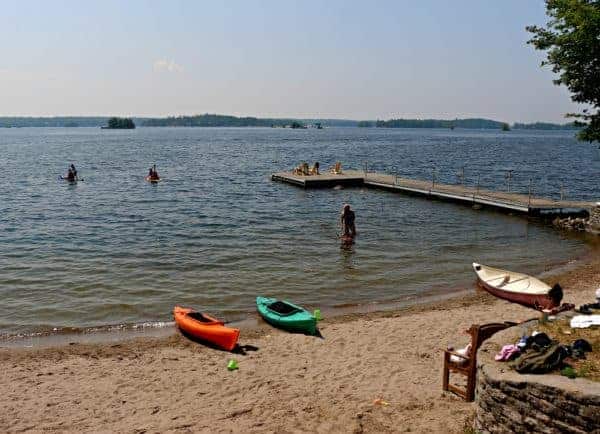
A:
[{"xmin": 0, "ymin": 0, "xmax": 580, "ymax": 122}]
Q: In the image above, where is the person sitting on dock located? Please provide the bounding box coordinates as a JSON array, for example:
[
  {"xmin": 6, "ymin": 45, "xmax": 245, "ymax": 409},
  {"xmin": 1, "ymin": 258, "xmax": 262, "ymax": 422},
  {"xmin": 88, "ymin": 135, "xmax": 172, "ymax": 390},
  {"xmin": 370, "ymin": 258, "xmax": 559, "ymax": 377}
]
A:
[
  {"xmin": 310, "ymin": 162, "xmax": 320, "ymax": 175},
  {"xmin": 340, "ymin": 204, "xmax": 356, "ymax": 237},
  {"xmin": 293, "ymin": 162, "xmax": 310, "ymax": 176},
  {"xmin": 330, "ymin": 162, "xmax": 342, "ymax": 174}
]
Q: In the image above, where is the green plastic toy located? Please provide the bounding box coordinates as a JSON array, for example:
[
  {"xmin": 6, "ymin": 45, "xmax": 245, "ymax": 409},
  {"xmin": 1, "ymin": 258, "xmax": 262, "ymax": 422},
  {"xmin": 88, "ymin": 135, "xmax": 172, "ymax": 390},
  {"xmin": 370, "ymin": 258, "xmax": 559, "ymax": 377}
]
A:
[
  {"xmin": 227, "ymin": 359, "xmax": 239, "ymax": 371},
  {"xmin": 313, "ymin": 309, "xmax": 322, "ymax": 321}
]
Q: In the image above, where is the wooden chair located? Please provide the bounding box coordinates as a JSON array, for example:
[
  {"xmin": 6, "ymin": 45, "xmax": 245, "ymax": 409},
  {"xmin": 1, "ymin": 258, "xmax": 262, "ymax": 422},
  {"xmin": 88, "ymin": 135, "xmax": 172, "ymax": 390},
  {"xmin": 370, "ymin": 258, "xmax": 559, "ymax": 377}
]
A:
[
  {"xmin": 442, "ymin": 321, "xmax": 516, "ymax": 401},
  {"xmin": 330, "ymin": 162, "xmax": 342, "ymax": 174}
]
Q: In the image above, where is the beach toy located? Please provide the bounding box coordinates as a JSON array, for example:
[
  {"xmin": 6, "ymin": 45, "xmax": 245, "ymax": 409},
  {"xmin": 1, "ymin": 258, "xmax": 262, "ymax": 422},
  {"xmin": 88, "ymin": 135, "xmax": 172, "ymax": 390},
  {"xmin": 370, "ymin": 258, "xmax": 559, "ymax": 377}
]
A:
[
  {"xmin": 313, "ymin": 309, "xmax": 322, "ymax": 321},
  {"xmin": 227, "ymin": 359, "xmax": 239, "ymax": 371},
  {"xmin": 560, "ymin": 366, "xmax": 577, "ymax": 379},
  {"xmin": 373, "ymin": 398, "xmax": 390, "ymax": 406}
]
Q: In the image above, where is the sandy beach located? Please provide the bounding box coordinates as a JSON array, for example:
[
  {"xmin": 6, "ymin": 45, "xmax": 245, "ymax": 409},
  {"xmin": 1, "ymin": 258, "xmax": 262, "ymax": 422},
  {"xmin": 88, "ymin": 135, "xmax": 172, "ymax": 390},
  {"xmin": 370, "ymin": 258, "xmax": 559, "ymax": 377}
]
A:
[{"xmin": 1, "ymin": 257, "xmax": 598, "ymax": 434}]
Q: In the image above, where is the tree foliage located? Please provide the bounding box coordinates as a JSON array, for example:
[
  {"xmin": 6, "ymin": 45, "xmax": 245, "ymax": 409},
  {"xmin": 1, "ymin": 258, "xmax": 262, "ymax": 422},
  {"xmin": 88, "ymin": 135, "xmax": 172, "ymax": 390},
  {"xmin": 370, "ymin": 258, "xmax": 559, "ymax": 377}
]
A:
[
  {"xmin": 527, "ymin": 0, "xmax": 600, "ymax": 142},
  {"xmin": 106, "ymin": 117, "xmax": 135, "ymax": 129},
  {"xmin": 374, "ymin": 118, "xmax": 506, "ymax": 129}
]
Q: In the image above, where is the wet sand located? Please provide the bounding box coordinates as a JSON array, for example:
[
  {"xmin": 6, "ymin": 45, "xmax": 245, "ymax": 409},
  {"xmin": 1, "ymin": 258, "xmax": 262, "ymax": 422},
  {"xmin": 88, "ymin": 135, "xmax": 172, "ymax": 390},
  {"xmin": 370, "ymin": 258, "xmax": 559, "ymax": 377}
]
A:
[{"xmin": 1, "ymin": 257, "xmax": 599, "ymax": 433}]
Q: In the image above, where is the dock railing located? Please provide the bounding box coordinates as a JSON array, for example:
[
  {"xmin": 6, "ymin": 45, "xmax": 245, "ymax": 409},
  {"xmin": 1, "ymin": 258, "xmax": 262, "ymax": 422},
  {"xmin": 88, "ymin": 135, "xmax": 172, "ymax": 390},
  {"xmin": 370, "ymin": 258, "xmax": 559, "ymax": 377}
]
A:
[{"xmin": 362, "ymin": 164, "xmax": 584, "ymax": 212}]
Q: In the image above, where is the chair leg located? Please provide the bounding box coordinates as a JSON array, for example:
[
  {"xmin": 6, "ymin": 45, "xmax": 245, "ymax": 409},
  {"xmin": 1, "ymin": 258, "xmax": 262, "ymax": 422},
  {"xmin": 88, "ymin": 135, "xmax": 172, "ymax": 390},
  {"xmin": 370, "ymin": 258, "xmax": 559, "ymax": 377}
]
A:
[
  {"xmin": 442, "ymin": 356, "xmax": 449, "ymax": 391},
  {"xmin": 442, "ymin": 368, "xmax": 449, "ymax": 391},
  {"xmin": 466, "ymin": 373, "xmax": 475, "ymax": 402}
]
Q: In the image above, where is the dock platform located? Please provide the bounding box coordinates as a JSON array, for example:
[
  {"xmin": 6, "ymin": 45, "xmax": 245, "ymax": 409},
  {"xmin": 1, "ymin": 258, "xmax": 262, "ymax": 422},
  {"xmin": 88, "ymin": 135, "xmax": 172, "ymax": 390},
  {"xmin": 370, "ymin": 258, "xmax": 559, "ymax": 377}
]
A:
[
  {"xmin": 271, "ymin": 170, "xmax": 595, "ymax": 216},
  {"xmin": 271, "ymin": 171, "xmax": 364, "ymax": 188}
]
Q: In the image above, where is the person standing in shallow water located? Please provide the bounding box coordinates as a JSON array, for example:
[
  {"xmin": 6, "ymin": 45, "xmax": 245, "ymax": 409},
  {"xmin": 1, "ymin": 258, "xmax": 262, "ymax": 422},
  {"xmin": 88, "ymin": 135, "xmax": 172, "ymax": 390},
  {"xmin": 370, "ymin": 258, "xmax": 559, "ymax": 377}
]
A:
[{"xmin": 340, "ymin": 204, "xmax": 356, "ymax": 237}]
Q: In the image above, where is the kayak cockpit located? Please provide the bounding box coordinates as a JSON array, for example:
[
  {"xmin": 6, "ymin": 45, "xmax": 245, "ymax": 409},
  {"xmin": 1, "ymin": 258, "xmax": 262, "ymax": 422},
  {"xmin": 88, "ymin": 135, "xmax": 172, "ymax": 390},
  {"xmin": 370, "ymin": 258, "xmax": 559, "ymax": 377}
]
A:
[
  {"xmin": 187, "ymin": 311, "xmax": 215, "ymax": 323},
  {"xmin": 267, "ymin": 301, "xmax": 301, "ymax": 316}
]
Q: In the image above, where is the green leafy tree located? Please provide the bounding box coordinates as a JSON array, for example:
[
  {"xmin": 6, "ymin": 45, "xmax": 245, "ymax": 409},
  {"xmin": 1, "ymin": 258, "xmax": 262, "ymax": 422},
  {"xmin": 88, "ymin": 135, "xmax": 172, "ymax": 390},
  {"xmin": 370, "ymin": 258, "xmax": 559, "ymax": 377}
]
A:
[
  {"xmin": 106, "ymin": 117, "xmax": 135, "ymax": 129},
  {"xmin": 527, "ymin": 0, "xmax": 600, "ymax": 142}
]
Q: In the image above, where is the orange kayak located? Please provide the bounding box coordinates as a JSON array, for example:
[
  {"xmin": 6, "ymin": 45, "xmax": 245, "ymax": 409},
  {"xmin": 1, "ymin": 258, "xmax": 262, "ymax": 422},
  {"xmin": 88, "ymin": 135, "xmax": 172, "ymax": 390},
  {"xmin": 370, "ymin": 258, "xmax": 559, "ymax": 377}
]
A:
[{"xmin": 173, "ymin": 306, "xmax": 239, "ymax": 351}]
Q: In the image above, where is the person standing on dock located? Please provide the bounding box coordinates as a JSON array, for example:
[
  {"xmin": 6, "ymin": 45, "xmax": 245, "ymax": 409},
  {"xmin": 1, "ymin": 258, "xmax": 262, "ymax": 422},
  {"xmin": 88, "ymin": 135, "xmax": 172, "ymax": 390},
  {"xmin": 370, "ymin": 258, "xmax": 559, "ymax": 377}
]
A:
[{"xmin": 340, "ymin": 204, "xmax": 356, "ymax": 237}]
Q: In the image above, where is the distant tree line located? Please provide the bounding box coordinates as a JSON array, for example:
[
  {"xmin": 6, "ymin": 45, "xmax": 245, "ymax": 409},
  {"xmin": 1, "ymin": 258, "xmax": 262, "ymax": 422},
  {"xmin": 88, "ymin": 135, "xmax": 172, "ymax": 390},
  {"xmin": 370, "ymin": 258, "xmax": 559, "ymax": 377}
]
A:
[
  {"xmin": 512, "ymin": 122, "xmax": 580, "ymax": 130},
  {"xmin": 0, "ymin": 115, "xmax": 585, "ymax": 131},
  {"xmin": 373, "ymin": 118, "xmax": 506, "ymax": 129},
  {"xmin": 0, "ymin": 117, "xmax": 110, "ymax": 128},
  {"xmin": 361, "ymin": 118, "xmax": 579, "ymax": 130}
]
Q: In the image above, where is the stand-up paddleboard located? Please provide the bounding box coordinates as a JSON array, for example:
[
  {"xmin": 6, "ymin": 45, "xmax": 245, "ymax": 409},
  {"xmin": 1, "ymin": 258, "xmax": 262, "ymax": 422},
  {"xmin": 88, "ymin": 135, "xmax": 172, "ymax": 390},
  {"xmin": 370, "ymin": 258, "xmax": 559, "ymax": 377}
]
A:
[
  {"xmin": 59, "ymin": 175, "xmax": 83, "ymax": 183},
  {"xmin": 145, "ymin": 176, "xmax": 161, "ymax": 183}
]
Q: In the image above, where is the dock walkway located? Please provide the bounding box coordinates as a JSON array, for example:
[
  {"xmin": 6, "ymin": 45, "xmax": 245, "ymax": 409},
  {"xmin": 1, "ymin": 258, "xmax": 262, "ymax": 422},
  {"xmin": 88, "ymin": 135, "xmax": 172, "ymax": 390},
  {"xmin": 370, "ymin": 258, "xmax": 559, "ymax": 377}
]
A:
[{"xmin": 271, "ymin": 170, "xmax": 595, "ymax": 215}]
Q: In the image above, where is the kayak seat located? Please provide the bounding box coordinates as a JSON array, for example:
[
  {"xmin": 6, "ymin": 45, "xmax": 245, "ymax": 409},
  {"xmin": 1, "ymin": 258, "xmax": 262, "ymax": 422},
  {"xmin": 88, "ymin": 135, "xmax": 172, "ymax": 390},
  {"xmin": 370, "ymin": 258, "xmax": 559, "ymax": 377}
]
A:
[
  {"xmin": 267, "ymin": 301, "xmax": 301, "ymax": 316},
  {"xmin": 187, "ymin": 312, "xmax": 213, "ymax": 323}
]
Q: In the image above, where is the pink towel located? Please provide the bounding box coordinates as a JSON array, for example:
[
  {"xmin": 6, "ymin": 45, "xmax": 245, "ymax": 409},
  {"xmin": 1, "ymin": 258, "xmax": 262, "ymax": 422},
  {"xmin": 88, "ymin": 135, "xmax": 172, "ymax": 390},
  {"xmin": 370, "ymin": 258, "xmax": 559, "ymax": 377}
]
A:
[{"xmin": 495, "ymin": 344, "xmax": 520, "ymax": 361}]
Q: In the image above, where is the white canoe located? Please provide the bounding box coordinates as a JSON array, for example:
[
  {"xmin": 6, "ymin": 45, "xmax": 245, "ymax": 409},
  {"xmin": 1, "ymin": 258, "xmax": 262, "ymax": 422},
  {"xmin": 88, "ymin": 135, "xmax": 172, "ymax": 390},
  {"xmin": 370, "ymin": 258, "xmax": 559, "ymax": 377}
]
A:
[{"xmin": 472, "ymin": 263, "xmax": 562, "ymax": 310}]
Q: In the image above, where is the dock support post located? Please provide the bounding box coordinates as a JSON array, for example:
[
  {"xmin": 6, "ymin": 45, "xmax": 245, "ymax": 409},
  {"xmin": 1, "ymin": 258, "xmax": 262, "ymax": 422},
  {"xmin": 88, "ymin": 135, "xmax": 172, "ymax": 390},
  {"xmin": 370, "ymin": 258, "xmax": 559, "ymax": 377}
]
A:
[
  {"xmin": 432, "ymin": 168, "xmax": 436, "ymax": 188},
  {"xmin": 528, "ymin": 178, "xmax": 532, "ymax": 207}
]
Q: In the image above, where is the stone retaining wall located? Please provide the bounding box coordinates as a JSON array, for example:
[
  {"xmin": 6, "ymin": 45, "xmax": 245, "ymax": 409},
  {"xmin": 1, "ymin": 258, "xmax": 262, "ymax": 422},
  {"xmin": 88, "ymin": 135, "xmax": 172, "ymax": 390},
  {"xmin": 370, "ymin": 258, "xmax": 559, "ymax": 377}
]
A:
[
  {"xmin": 552, "ymin": 203, "xmax": 600, "ymax": 234},
  {"xmin": 589, "ymin": 203, "xmax": 600, "ymax": 234},
  {"xmin": 474, "ymin": 325, "xmax": 600, "ymax": 433}
]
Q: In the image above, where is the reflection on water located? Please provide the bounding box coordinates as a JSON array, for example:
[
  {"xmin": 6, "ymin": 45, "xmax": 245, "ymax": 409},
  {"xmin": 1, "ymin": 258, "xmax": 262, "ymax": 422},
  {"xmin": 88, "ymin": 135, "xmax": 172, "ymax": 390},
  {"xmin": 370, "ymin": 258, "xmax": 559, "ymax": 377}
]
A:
[{"xmin": 0, "ymin": 127, "xmax": 595, "ymax": 336}]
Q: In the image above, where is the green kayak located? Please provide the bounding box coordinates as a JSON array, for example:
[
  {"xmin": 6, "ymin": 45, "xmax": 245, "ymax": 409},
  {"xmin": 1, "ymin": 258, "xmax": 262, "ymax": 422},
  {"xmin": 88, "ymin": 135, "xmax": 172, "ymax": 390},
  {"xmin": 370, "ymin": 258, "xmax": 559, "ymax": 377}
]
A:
[{"xmin": 256, "ymin": 296, "xmax": 317, "ymax": 335}]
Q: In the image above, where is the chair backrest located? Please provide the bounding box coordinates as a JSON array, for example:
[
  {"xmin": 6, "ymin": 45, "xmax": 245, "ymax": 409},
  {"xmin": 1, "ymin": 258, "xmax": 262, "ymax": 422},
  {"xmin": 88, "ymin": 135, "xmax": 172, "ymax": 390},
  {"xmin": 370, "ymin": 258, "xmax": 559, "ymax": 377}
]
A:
[{"xmin": 468, "ymin": 322, "xmax": 513, "ymax": 352}]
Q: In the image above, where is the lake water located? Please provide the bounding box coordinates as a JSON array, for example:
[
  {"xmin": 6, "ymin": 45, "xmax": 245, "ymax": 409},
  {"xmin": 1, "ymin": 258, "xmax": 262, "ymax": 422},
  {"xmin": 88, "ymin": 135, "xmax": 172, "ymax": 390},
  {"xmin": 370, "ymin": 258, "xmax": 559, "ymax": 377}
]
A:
[{"xmin": 0, "ymin": 127, "xmax": 598, "ymax": 338}]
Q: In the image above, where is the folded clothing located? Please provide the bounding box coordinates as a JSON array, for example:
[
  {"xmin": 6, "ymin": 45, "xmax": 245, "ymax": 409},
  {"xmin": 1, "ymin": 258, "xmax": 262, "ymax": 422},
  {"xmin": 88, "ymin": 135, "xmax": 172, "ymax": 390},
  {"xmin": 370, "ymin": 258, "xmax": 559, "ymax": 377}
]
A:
[
  {"xmin": 570, "ymin": 315, "xmax": 600, "ymax": 329},
  {"xmin": 495, "ymin": 344, "xmax": 520, "ymax": 361},
  {"xmin": 510, "ymin": 343, "xmax": 569, "ymax": 374}
]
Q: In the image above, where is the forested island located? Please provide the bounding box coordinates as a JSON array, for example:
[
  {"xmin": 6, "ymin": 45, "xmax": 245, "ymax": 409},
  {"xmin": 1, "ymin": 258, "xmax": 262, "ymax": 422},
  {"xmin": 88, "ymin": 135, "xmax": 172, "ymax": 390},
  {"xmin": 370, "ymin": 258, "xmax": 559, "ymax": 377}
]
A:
[
  {"xmin": 143, "ymin": 114, "xmax": 293, "ymax": 127},
  {"xmin": 102, "ymin": 117, "xmax": 135, "ymax": 129},
  {"xmin": 142, "ymin": 114, "xmax": 345, "ymax": 128}
]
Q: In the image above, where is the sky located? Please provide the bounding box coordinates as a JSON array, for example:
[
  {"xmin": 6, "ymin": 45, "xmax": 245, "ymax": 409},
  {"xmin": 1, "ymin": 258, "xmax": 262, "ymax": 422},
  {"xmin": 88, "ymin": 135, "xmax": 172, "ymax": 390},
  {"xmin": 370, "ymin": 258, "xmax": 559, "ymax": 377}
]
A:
[{"xmin": 0, "ymin": 0, "xmax": 581, "ymax": 123}]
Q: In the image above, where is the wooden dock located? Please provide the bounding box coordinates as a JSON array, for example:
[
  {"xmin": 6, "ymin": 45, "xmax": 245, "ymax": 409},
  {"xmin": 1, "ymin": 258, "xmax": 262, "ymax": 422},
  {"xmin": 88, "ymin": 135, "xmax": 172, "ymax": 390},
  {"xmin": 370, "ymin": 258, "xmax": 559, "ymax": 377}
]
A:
[{"xmin": 271, "ymin": 170, "xmax": 595, "ymax": 216}]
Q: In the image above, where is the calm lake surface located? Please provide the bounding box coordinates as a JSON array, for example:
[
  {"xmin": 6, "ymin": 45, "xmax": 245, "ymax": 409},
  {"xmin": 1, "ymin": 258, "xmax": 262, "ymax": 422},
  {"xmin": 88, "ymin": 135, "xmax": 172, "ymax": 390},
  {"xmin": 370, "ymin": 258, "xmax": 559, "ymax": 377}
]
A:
[{"xmin": 0, "ymin": 127, "xmax": 598, "ymax": 337}]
